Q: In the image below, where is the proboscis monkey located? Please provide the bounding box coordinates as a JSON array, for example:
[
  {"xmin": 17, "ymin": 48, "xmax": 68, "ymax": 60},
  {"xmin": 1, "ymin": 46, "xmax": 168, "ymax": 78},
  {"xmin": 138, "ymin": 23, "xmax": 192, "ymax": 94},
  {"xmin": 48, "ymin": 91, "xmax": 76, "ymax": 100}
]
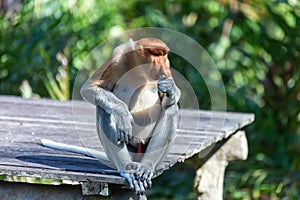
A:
[{"xmin": 42, "ymin": 38, "xmax": 180, "ymax": 194}]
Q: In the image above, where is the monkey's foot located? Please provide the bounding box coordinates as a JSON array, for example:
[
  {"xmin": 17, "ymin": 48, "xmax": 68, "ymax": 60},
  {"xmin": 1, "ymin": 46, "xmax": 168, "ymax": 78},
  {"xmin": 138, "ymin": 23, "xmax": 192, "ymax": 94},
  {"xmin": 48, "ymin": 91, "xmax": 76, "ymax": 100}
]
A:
[
  {"xmin": 121, "ymin": 171, "xmax": 146, "ymax": 195},
  {"xmin": 120, "ymin": 163, "xmax": 154, "ymax": 195},
  {"xmin": 135, "ymin": 164, "xmax": 153, "ymax": 189}
]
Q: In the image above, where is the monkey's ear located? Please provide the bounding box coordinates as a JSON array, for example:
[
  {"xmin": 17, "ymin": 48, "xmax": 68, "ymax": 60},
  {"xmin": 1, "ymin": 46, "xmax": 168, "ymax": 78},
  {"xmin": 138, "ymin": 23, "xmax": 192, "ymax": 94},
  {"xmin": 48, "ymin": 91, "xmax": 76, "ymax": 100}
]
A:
[{"xmin": 128, "ymin": 38, "xmax": 136, "ymax": 50}]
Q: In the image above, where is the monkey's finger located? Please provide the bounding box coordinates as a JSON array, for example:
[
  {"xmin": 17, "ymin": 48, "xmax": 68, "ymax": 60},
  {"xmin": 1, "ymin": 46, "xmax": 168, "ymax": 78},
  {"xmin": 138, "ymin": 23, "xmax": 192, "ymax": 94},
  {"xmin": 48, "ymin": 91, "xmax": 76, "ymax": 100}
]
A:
[
  {"xmin": 124, "ymin": 132, "xmax": 129, "ymax": 144},
  {"xmin": 157, "ymin": 84, "xmax": 168, "ymax": 93},
  {"xmin": 116, "ymin": 130, "xmax": 121, "ymax": 143},
  {"xmin": 126, "ymin": 127, "xmax": 133, "ymax": 142},
  {"xmin": 158, "ymin": 81, "xmax": 173, "ymax": 89},
  {"xmin": 158, "ymin": 76, "xmax": 171, "ymax": 82},
  {"xmin": 166, "ymin": 90, "xmax": 175, "ymax": 98},
  {"xmin": 127, "ymin": 126, "xmax": 132, "ymax": 137},
  {"xmin": 127, "ymin": 134, "xmax": 133, "ymax": 142},
  {"xmin": 158, "ymin": 78, "xmax": 174, "ymax": 91},
  {"xmin": 119, "ymin": 129, "xmax": 125, "ymax": 142},
  {"xmin": 158, "ymin": 84, "xmax": 173, "ymax": 93}
]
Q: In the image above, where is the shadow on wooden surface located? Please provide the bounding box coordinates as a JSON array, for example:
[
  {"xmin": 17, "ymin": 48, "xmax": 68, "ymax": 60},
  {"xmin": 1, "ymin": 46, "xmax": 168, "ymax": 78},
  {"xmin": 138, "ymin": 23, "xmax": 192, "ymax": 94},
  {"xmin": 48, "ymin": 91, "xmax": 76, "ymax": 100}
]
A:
[{"xmin": 17, "ymin": 155, "xmax": 118, "ymax": 175}]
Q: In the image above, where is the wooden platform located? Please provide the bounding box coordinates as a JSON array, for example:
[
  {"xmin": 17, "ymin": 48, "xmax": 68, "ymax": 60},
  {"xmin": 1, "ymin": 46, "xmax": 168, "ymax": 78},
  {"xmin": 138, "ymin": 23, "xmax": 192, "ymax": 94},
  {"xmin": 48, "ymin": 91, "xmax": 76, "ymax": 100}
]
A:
[{"xmin": 0, "ymin": 95, "xmax": 254, "ymax": 197}]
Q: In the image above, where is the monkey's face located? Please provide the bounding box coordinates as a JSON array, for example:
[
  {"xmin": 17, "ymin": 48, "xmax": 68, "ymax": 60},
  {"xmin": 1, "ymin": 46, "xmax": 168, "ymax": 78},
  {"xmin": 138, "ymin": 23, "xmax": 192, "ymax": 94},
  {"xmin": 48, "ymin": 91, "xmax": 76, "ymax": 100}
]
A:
[
  {"xmin": 149, "ymin": 53, "xmax": 171, "ymax": 80},
  {"xmin": 133, "ymin": 38, "xmax": 171, "ymax": 80},
  {"xmin": 125, "ymin": 49, "xmax": 171, "ymax": 80}
]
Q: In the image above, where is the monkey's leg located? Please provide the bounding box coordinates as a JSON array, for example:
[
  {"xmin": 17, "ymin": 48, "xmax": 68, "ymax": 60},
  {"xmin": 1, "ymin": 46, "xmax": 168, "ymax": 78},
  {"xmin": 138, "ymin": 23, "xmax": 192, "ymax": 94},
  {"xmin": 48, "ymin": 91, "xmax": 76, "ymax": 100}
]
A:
[
  {"xmin": 137, "ymin": 104, "xmax": 179, "ymax": 189},
  {"xmin": 96, "ymin": 106, "xmax": 147, "ymax": 194},
  {"xmin": 135, "ymin": 77, "xmax": 180, "ymax": 188}
]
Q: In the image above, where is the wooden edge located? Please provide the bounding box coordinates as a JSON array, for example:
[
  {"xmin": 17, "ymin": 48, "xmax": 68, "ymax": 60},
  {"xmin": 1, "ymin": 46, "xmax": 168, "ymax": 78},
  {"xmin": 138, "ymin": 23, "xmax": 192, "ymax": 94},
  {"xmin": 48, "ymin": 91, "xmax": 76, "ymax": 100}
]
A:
[{"xmin": 0, "ymin": 165, "xmax": 126, "ymax": 185}]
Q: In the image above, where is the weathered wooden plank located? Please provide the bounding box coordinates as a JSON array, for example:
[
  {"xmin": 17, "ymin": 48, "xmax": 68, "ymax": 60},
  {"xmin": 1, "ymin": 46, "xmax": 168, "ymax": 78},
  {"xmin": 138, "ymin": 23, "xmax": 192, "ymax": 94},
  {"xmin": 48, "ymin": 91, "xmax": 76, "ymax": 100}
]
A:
[
  {"xmin": 0, "ymin": 165, "xmax": 125, "ymax": 185},
  {"xmin": 0, "ymin": 96, "xmax": 254, "ymax": 134},
  {"xmin": 0, "ymin": 95, "xmax": 254, "ymax": 187},
  {"xmin": 0, "ymin": 180, "xmax": 101, "ymax": 200},
  {"xmin": 179, "ymin": 109, "xmax": 254, "ymax": 136}
]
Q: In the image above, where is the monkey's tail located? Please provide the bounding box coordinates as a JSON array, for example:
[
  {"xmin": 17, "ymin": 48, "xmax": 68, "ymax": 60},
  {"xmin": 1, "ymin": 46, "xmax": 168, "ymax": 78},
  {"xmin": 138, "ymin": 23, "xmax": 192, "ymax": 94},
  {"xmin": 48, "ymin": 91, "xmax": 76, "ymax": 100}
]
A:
[{"xmin": 40, "ymin": 139, "xmax": 114, "ymax": 168}]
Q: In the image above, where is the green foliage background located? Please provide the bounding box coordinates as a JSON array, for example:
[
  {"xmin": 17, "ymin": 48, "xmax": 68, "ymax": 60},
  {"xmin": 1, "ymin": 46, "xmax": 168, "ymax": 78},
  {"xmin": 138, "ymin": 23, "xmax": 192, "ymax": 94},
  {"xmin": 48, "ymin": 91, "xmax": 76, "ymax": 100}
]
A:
[{"xmin": 1, "ymin": 0, "xmax": 300, "ymax": 199}]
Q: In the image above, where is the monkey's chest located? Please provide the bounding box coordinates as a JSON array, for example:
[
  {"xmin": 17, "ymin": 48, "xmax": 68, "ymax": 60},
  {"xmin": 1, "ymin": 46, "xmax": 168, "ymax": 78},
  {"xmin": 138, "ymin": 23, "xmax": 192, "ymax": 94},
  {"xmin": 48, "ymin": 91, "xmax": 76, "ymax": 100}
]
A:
[
  {"xmin": 113, "ymin": 84, "xmax": 162, "ymax": 144},
  {"xmin": 113, "ymin": 83, "xmax": 160, "ymax": 112}
]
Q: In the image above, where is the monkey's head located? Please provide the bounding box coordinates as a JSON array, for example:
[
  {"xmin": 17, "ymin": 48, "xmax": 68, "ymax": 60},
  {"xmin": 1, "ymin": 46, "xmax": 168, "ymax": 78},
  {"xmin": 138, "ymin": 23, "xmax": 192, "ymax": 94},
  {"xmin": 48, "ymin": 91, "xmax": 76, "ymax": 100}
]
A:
[{"xmin": 132, "ymin": 38, "xmax": 172, "ymax": 80}]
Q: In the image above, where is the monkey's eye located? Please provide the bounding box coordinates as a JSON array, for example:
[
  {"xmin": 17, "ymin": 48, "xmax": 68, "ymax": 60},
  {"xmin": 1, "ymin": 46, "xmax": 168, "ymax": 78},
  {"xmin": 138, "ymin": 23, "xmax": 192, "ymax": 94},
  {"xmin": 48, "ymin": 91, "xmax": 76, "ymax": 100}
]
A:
[
  {"xmin": 150, "ymin": 50, "xmax": 167, "ymax": 57},
  {"xmin": 144, "ymin": 48, "xmax": 168, "ymax": 57},
  {"xmin": 153, "ymin": 52, "xmax": 161, "ymax": 56}
]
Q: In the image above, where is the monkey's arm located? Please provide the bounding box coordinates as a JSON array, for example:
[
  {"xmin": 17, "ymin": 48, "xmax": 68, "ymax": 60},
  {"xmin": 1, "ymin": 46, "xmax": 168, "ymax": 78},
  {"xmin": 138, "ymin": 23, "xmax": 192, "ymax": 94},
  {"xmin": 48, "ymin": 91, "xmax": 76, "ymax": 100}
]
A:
[
  {"xmin": 81, "ymin": 64, "xmax": 148, "ymax": 193},
  {"xmin": 132, "ymin": 104, "xmax": 178, "ymax": 186},
  {"xmin": 80, "ymin": 65, "xmax": 134, "ymax": 144}
]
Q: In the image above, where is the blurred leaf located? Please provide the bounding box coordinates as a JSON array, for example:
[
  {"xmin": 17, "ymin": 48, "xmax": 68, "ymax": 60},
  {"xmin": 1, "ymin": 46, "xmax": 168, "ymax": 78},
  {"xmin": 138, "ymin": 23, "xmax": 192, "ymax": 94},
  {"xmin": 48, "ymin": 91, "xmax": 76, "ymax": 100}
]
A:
[{"xmin": 1, "ymin": 0, "xmax": 300, "ymax": 199}]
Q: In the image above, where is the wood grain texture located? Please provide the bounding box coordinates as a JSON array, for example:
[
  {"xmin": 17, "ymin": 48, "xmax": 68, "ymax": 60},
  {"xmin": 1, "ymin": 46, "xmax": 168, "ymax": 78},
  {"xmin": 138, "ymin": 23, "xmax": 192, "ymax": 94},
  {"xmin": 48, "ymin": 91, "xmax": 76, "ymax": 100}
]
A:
[{"xmin": 0, "ymin": 95, "xmax": 254, "ymax": 186}]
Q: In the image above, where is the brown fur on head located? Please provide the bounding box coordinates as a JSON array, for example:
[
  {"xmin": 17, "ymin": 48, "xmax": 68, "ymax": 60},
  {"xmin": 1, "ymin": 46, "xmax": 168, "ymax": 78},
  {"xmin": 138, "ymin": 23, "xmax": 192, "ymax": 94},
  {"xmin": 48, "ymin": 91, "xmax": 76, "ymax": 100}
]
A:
[
  {"xmin": 135, "ymin": 38, "xmax": 169, "ymax": 56},
  {"xmin": 96, "ymin": 38, "xmax": 172, "ymax": 89},
  {"xmin": 135, "ymin": 38, "xmax": 171, "ymax": 78}
]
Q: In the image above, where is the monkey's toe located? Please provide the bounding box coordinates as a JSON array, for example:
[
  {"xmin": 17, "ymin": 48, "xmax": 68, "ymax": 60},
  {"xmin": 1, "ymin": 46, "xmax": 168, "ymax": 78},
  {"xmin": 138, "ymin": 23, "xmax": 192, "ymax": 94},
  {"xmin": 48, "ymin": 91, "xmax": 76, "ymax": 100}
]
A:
[
  {"xmin": 120, "ymin": 171, "xmax": 135, "ymax": 190},
  {"xmin": 142, "ymin": 171, "xmax": 153, "ymax": 188},
  {"xmin": 135, "ymin": 180, "xmax": 146, "ymax": 195}
]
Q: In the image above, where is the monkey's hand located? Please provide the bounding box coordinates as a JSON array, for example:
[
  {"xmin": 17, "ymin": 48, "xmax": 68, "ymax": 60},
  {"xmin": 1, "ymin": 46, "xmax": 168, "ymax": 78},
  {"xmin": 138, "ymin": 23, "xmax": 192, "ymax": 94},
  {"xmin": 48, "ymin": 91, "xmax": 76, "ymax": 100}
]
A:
[
  {"xmin": 158, "ymin": 77, "xmax": 180, "ymax": 107},
  {"xmin": 111, "ymin": 105, "xmax": 134, "ymax": 144},
  {"xmin": 120, "ymin": 162, "xmax": 154, "ymax": 195}
]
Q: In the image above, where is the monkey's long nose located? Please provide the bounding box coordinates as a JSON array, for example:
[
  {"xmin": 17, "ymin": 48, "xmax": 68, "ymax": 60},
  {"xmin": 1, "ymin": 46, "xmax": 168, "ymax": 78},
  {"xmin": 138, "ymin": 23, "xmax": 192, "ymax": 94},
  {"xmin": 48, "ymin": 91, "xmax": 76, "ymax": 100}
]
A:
[{"xmin": 159, "ymin": 65, "xmax": 171, "ymax": 78}]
